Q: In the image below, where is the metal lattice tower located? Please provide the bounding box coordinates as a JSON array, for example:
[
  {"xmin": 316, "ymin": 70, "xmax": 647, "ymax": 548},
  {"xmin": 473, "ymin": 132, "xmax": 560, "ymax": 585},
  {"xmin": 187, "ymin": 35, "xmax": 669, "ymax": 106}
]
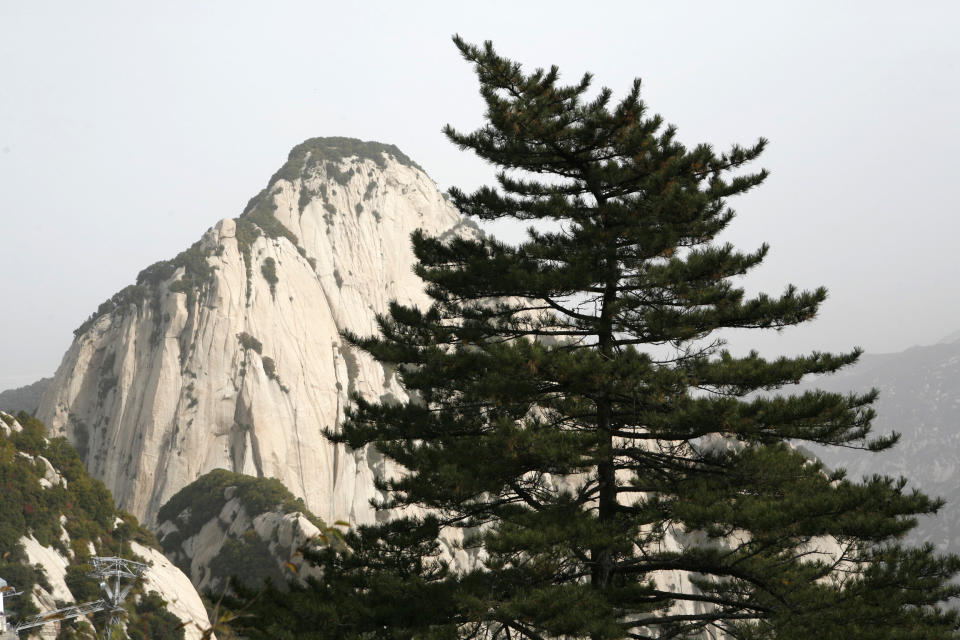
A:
[
  {"xmin": 0, "ymin": 577, "xmax": 22, "ymax": 637},
  {"xmin": 90, "ymin": 556, "xmax": 149, "ymax": 633},
  {"xmin": 1, "ymin": 555, "xmax": 148, "ymax": 638}
]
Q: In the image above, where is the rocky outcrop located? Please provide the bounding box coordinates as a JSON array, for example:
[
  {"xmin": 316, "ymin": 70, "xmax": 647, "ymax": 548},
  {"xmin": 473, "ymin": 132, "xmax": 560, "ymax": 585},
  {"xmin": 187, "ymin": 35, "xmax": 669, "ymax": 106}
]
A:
[
  {"xmin": 0, "ymin": 411, "xmax": 211, "ymax": 640},
  {"xmin": 37, "ymin": 138, "xmax": 478, "ymax": 526},
  {"xmin": 130, "ymin": 542, "xmax": 213, "ymax": 640},
  {"xmin": 154, "ymin": 469, "xmax": 330, "ymax": 593}
]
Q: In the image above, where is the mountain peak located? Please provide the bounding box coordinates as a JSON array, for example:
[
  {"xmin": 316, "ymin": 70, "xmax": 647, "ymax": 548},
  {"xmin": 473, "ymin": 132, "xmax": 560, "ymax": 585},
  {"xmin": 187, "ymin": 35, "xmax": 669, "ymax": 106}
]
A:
[
  {"xmin": 270, "ymin": 136, "xmax": 425, "ymax": 186},
  {"xmin": 39, "ymin": 136, "xmax": 473, "ymax": 524}
]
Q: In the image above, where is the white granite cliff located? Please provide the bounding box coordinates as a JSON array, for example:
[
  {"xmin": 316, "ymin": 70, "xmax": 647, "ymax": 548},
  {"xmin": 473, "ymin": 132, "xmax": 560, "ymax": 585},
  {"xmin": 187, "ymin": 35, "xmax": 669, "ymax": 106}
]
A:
[{"xmin": 37, "ymin": 138, "xmax": 477, "ymax": 527}]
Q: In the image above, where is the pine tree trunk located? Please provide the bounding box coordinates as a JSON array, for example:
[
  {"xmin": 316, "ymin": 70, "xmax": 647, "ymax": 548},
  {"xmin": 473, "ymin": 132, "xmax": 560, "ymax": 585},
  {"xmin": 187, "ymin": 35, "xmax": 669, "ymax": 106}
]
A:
[{"xmin": 593, "ymin": 203, "xmax": 619, "ymax": 592}]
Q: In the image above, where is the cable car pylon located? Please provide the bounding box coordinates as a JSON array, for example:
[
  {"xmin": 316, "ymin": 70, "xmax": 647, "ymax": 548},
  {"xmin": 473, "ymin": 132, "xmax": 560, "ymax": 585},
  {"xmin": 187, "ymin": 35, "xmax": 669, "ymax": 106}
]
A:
[{"xmin": 0, "ymin": 556, "xmax": 148, "ymax": 638}]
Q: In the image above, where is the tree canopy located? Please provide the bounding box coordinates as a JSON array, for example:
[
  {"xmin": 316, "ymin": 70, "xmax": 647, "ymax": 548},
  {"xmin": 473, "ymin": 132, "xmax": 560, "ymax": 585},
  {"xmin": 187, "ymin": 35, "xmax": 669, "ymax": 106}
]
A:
[{"xmin": 230, "ymin": 37, "xmax": 960, "ymax": 640}]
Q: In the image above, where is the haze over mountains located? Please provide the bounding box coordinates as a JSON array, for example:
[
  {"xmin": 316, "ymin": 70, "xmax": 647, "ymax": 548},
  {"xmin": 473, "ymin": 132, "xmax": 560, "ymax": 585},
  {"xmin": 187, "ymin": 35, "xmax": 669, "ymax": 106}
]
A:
[
  {"xmin": 0, "ymin": 378, "xmax": 50, "ymax": 415},
  {"xmin": 804, "ymin": 331, "xmax": 960, "ymax": 554}
]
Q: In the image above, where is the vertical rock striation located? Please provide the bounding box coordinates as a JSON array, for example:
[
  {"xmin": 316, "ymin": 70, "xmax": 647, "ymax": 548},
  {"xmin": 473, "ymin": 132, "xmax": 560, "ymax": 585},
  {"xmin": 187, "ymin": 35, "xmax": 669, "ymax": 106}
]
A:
[{"xmin": 38, "ymin": 138, "xmax": 477, "ymax": 526}]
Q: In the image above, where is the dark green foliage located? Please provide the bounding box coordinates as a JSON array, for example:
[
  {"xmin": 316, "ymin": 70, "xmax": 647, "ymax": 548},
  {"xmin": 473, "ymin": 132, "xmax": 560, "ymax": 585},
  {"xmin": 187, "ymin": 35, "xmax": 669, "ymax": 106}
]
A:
[
  {"xmin": 73, "ymin": 284, "xmax": 145, "ymax": 337},
  {"xmin": 0, "ymin": 555, "xmax": 43, "ymax": 620},
  {"xmin": 233, "ymin": 39, "xmax": 960, "ymax": 639},
  {"xmin": 325, "ymin": 161, "xmax": 355, "ymax": 186},
  {"xmin": 298, "ymin": 185, "xmax": 313, "ymax": 214},
  {"xmin": 126, "ymin": 591, "xmax": 186, "ymax": 640},
  {"xmin": 73, "ymin": 138, "xmax": 404, "ymax": 337},
  {"xmin": 363, "ymin": 181, "xmax": 377, "ymax": 201},
  {"xmin": 0, "ymin": 412, "xmax": 178, "ymax": 635},
  {"xmin": 207, "ymin": 529, "xmax": 288, "ymax": 589},
  {"xmin": 233, "ymin": 137, "xmax": 423, "ymax": 290},
  {"xmin": 239, "ymin": 189, "xmax": 300, "ymax": 248},
  {"xmin": 237, "ymin": 332, "xmax": 263, "ymax": 354},
  {"xmin": 261, "ymin": 257, "xmax": 279, "ymax": 296},
  {"xmin": 270, "ymin": 137, "xmax": 425, "ymax": 183},
  {"xmin": 259, "ymin": 356, "xmax": 288, "ymax": 392},
  {"xmin": 234, "ymin": 218, "xmax": 260, "ymax": 299},
  {"xmin": 137, "ymin": 259, "xmax": 178, "ymax": 288},
  {"xmin": 168, "ymin": 278, "xmax": 193, "ymax": 301},
  {"xmin": 157, "ymin": 469, "xmax": 325, "ymax": 548},
  {"xmin": 64, "ymin": 562, "xmax": 100, "ymax": 603},
  {"xmin": 227, "ymin": 518, "xmax": 455, "ymax": 640},
  {"xmin": 185, "ymin": 382, "xmax": 199, "ymax": 409},
  {"xmin": 234, "ymin": 178, "xmax": 307, "ymax": 300},
  {"xmin": 76, "ymin": 138, "xmax": 374, "ymax": 328},
  {"xmin": 9, "ymin": 410, "xmax": 46, "ymax": 455},
  {"xmin": 157, "ymin": 469, "xmax": 326, "ymax": 590},
  {"xmin": 261, "ymin": 356, "xmax": 277, "ymax": 381},
  {"xmin": 73, "ymin": 238, "xmax": 216, "ymax": 337}
]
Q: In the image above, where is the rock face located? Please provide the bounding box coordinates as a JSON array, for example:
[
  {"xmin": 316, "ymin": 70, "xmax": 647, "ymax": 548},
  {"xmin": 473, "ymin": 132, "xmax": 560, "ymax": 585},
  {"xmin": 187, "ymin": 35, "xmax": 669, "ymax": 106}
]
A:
[
  {"xmin": 130, "ymin": 541, "xmax": 218, "ymax": 639},
  {"xmin": 37, "ymin": 138, "xmax": 475, "ymax": 526}
]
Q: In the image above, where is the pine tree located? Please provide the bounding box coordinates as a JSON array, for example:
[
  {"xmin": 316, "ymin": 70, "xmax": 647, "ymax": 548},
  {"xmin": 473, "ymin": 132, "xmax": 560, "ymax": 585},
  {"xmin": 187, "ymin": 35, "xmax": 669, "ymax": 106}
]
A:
[{"xmin": 231, "ymin": 38, "xmax": 960, "ymax": 640}]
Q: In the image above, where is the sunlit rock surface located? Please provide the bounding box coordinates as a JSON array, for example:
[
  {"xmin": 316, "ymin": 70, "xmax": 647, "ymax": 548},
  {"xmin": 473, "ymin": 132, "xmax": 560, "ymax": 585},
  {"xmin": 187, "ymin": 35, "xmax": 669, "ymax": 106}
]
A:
[{"xmin": 37, "ymin": 138, "xmax": 476, "ymax": 527}]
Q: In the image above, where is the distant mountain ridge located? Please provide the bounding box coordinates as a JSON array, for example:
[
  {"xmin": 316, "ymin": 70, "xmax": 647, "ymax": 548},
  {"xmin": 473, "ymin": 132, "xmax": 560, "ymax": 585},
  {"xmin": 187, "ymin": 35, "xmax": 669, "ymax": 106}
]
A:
[
  {"xmin": 0, "ymin": 377, "xmax": 51, "ymax": 414},
  {"xmin": 804, "ymin": 330, "xmax": 960, "ymax": 553}
]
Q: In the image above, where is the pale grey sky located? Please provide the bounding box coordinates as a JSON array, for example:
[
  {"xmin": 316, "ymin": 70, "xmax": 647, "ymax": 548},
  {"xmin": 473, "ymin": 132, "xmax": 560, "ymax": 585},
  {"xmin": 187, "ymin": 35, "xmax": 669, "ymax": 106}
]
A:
[{"xmin": 1, "ymin": 1, "xmax": 958, "ymax": 388}]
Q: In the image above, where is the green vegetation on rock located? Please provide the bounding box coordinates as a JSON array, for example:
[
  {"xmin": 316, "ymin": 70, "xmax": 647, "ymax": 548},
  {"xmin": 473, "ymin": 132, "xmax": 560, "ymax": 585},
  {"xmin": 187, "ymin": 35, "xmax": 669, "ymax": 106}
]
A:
[
  {"xmin": 324, "ymin": 161, "xmax": 354, "ymax": 186},
  {"xmin": 157, "ymin": 469, "xmax": 323, "ymax": 545},
  {"xmin": 1, "ymin": 412, "xmax": 115, "ymax": 556},
  {"xmin": 270, "ymin": 137, "xmax": 424, "ymax": 185},
  {"xmin": 260, "ymin": 257, "xmax": 278, "ymax": 296},
  {"xmin": 238, "ymin": 189, "xmax": 299, "ymax": 248},
  {"xmin": 126, "ymin": 591, "xmax": 185, "ymax": 640},
  {"xmin": 73, "ymin": 238, "xmax": 217, "ymax": 338},
  {"xmin": 157, "ymin": 469, "xmax": 325, "ymax": 590},
  {"xmin": 207, "ymin": 530, "xmax": 288, "ymax": 590},
  {"xmin": 72, "ymin": 136, "xmax": 418, "ymax": 334},
  {"xmin": 237, "ymin": 332, "xmax": 263, "ymax": 354},
  {"xmin": 0, "ymin": 412, "xmax": 178, "ymax": 637},
  {"xmin": 260, "ymin": 356, "xmax": 277, "ymax": 383}
]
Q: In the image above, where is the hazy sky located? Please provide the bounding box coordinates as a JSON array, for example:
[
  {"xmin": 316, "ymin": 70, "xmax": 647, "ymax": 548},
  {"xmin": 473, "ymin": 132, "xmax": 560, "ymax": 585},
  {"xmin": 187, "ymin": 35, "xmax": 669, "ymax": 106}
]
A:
[{"xmin": 1, "ymin": 1, "xmax": 958, "ymax": 389}]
